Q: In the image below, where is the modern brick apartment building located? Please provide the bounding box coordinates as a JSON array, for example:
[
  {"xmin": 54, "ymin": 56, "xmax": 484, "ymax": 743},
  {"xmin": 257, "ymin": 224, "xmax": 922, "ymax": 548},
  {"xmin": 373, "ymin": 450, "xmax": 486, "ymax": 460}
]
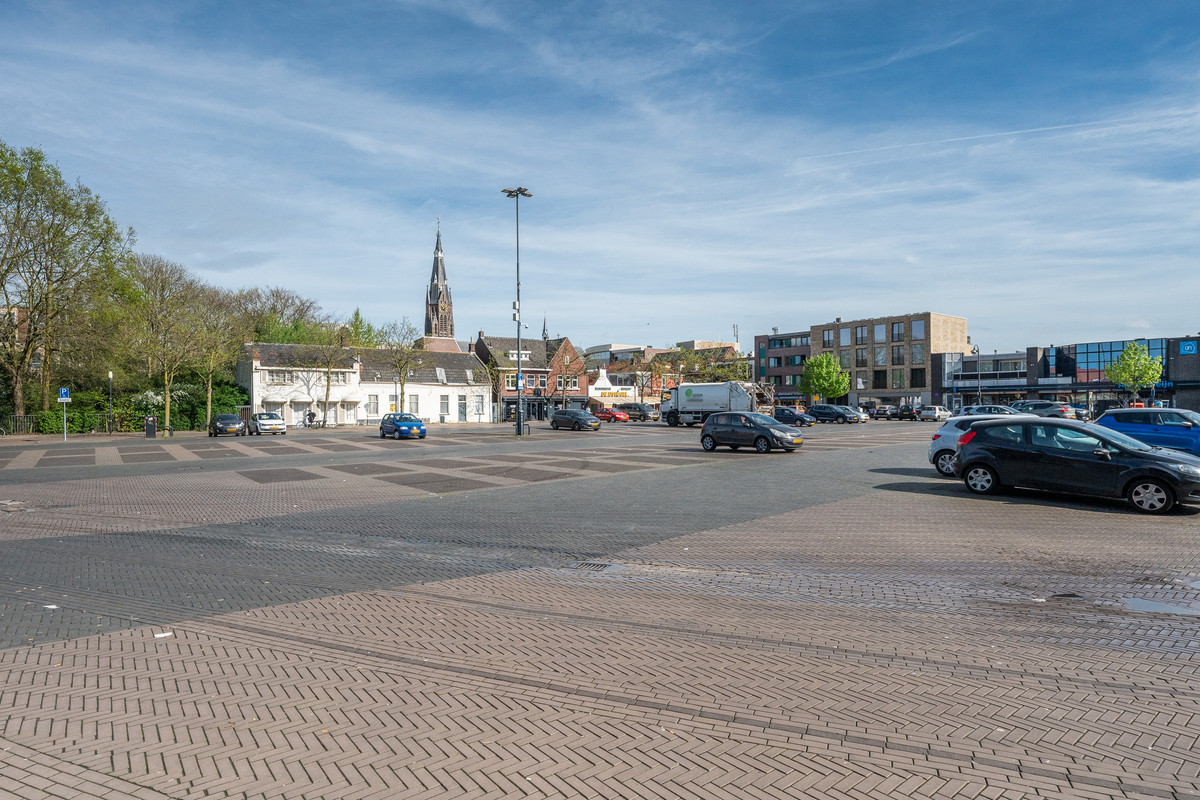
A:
[{"xmin": 756, "ymin": 312, "xmax": 971, "ymax": 408}]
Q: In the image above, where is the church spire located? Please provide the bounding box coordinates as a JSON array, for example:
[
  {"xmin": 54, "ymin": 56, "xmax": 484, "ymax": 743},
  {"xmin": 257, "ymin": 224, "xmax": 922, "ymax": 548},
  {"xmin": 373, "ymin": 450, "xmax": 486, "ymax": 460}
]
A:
[
  {"xmin": 424, "ymin": 223, "xmax": 454, "ymax": 338},
  {"xmin": 542, "ymin": 315, "xmax": 549, "ymax": 341}
]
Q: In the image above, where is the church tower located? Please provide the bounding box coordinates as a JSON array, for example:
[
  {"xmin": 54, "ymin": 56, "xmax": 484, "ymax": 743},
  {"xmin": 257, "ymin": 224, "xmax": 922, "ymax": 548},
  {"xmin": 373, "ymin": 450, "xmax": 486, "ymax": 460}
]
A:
[{"xmin": 424, "ymin": 227, "xmax": 454, "ymax": 339}]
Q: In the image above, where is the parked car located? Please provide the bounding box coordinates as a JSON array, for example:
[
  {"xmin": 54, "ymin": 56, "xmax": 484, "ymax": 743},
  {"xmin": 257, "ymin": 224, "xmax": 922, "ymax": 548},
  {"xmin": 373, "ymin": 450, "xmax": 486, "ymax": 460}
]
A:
[
  {"xmin": 809, "ymin": 404, "xmax": 865, "ymax": 424},
  {"xmin": 1093, "ymin": 407, "xmax": 1200, "ymax": 456},
  {"xmin": 615, "ymin": 403, "xmax": 660, "ymax": 422},
  {"xmin": 1068, "ymin": 403, "xmax": 1093, "ymax": 421},
  {"xmin": 550, "ymin": 409, "xmax": 601, "ymax": 431},
  {"xmin": 248, "ymin": 412, "xmax": 287, "ymax": 435},
  {"xmin": 700, "ymin": 411, "xmax": 803, "ymax": 453},
  {"xmin": 953, "ymin": 417, "xmax": 1200, "ymax": 514},
  {"xmin": 897, "ymin": 405, "xmax": 921, "ymax": 421},
  {"xmin": 1011, "ymin": 400, "xmax": 1077, "ymax": 419},
  {"xmin": 928, "ymin": 413, "xmax": 1035, "ymax": 476},
  {"xmin": 871, "ymin": 405, "xmax": 899, "ymax": 420},
  {"xmin": 956, "ymin": 405, "xmax": 1022, "ymax": 416},
  {"xmin": 593, "ymin": 407, "xmax": 630, "ymax": 422},
  {"xmin": 208, "ymin": 414, "xmax": 247, "ymax": 437},
  {"xmin": 918, "ymin": 405, "xmax": 951, "ymax": 422},
  {"xmin": 773, "ymin": 406, "xmax": 816, "ymax": 427},
  {"xmin": 379, "ymin": 412, "xmax": 427, "ymax": 440}
]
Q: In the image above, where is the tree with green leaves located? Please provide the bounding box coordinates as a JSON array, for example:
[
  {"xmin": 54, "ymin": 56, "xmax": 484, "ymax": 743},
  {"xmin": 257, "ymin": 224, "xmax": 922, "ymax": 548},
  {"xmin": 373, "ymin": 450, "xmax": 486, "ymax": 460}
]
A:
[
  {"xmin": 799, "ymin": 352, "xmax": 850, "ymax": 402},
  {"xmin": 1105, "ymin": 342, "xmax": 1163, "ymax": 406},
  {"xmin": 0, "ymin": 140, "xmax": 132, "ymax": 414}
]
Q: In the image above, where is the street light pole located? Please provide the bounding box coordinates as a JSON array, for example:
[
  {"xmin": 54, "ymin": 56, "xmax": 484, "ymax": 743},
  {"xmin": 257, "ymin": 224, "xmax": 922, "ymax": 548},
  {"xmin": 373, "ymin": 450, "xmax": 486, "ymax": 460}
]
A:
[
  {"xmin": 503, "ymin": 187, "xmax": 531, "ymax": 435},
  {"xmin": 972, "ymin": 344, "xmax": 981, "ymax": 404},
  {"xmin": 107, "ymin": 371, "xmax": 113, "ymax": 434},
  {"xmin": 393, "ymin": 375, "xmax": 399, "ymax": 414}
]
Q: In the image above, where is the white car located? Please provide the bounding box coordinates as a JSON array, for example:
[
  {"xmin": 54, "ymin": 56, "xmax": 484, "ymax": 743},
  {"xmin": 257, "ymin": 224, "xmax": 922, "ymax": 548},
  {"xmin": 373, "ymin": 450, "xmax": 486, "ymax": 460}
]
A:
[
  {"xmin": 248, "ymin": 412, "xmax": 287, "ymax": 435},
  {"xmin": 918, "ymin": 405, "xmax": 951, "ymax": 422},
  {"xmin": 928, "ymin": 413, "xmax": 1035, "ymax": 475}
]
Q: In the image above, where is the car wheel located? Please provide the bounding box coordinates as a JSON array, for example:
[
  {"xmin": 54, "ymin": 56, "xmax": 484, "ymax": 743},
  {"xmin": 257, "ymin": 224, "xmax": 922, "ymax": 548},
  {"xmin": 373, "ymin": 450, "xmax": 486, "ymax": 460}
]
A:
[
  {"xmin": 280, "ymin": 431, "xmax": 285, "ymax": 435},
  {"xmin": 551, "ymin": 421, "xmax": 558, "ymax": 429},
  {"xmin": 701, "ymin": 434, "xmax": 717, "ymax": 451},
  {"xmin": 934, "ymin": 450, "xmax": 956, "ymax": 476},
  {"xmin": 1127, "ymin": 478, "xmax": 1175, "ymax": 514},
  {"xmin": 573, "ymin": 422, "xmax": 582, "ymax": 431},
  {"xmin": 208, "ymin": 431, "xmax": 214, "ymax": 437},
  {"xmin": 754, "ymin": 436, "xmax": 771, "ymax": 453},
  {"xmin": 379, "ymin": 429, "xmax": 386, "ymax": 438},
  {"xmin": 836, "ymin": 416, "xmax": 845, "ymax": 424},
  {"xmin": 393, "ymin": 429, "xmax": 402, "ymax": 440},
  {"xmin": 963, "ymin": 464, "xmax": 999, "ymax": 495}
]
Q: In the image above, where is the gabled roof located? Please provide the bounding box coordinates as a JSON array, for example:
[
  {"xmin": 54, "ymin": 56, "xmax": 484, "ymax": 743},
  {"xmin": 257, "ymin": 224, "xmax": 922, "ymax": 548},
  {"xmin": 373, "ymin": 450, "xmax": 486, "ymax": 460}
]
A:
[
  {"xmin": 246, "ymin": 342, "xmax": 358, "ymax": 370},
  {"xmin": 358, "ymin": 349, "xmax": 486, "ymax": 385}
]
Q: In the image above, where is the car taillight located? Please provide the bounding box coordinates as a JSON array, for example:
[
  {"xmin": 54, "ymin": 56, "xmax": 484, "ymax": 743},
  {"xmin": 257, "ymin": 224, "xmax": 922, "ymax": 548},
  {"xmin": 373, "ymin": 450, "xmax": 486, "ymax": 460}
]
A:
[
  {"xmin": 957, "ymin": 430, "xmax": 977, "ymax": 446},
  {"xmin": 931, "ymin": 433, "xmax": 941, "ymax": 441}
]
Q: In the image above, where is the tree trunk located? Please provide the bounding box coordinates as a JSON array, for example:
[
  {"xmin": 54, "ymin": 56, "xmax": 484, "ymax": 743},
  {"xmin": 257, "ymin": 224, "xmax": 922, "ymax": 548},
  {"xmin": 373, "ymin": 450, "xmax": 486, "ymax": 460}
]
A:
[
  {"xmin": 163, "ymin": 370, "xmax": 172, "ymax": 430},
  {"xmin": 205, "ymin": 372, "xmax": 214, "ymax": 426},
  {"xmin": 323, "ymin": 370, "xmax": 332, "ymax": 427}
]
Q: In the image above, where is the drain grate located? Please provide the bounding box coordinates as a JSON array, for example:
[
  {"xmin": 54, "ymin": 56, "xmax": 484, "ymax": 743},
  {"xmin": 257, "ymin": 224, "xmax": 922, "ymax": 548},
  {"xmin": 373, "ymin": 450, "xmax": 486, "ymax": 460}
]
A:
[{"xmin": 569, "ymin": 561, "xmax": 614, "ymax": 572}]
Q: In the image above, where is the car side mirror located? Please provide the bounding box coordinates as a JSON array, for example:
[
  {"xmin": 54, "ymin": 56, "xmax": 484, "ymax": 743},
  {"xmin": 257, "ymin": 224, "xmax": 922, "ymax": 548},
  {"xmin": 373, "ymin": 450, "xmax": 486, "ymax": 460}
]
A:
[
  {"xmin": 1182, "ymin": 421, "xmax": 1194, "ymax": 428},
  {"xmin": 1092, "ymin": 448, "xmax": 1111, "ymax": 461}
]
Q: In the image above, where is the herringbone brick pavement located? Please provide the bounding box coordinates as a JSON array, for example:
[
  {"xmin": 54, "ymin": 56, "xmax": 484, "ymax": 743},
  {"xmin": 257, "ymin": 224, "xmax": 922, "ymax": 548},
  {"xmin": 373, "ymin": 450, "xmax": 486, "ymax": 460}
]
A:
[{"xmin": 2, "ymin": 424, "xmax": 1198, "ymax": 799}]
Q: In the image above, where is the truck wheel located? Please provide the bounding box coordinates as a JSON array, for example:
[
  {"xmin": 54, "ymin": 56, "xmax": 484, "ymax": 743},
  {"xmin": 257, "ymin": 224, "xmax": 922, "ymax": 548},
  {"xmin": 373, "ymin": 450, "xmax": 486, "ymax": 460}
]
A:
[{"xmin": 666, "ymin": 412, "xmax": 679, "ymax": 427}]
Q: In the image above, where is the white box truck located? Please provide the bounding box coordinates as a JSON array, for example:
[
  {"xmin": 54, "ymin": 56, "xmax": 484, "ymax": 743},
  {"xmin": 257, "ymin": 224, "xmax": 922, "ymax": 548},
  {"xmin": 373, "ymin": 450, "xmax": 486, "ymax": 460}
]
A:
[{"xmin": 660, "ymin": 381, "xmax": 772, "ymax": 426}]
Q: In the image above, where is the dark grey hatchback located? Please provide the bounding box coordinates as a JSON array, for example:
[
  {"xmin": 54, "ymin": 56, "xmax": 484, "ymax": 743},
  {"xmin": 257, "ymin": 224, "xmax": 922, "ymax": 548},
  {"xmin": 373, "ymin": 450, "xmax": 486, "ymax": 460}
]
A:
[
  {"xmin": 953, "ymin": 418, "xmax": 1200, "ymax": 514},
  {"xmin": 700, "ymin": 412, "xmax": 803, "ymax": 453}
]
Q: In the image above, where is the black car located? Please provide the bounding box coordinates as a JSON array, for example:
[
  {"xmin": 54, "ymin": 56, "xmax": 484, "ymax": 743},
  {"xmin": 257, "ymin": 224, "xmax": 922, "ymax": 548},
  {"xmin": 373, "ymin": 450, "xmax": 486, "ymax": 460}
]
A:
[
  {"xmin": 772, "ymin": 406, "xmax": 815, "ymax": 427},
  {"xmin": 208, "ymin": 414, "xmax": 247, "ymax": 437},
  {"xmin": 700, "ymin": 411, "xmax": 803, "ymax": 453},
  {"xmin": 897, "ymin": 405, "xmax": 920, "ymax": 421},
  {"xmin": 615, "ymin": 403, "xmax": 661, "ymax": 422},
  {"xmin": 953, "ymin": 417, "xmax": 1200, "ymax": 514},
  {"xmin": 871, "ymin": 405, "xmax": 898, "ymax": 420},
  {"xmin": 549, "ymin": 409, "xmax": 601, "ymax": 431},
  {"xmin": 808, "ymin": 404, "xmax": 863, "ymax": 424}
]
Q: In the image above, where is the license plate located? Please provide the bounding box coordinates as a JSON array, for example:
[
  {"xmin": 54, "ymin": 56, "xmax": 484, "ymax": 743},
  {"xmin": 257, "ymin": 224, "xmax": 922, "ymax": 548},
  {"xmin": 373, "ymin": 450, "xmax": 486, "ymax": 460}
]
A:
[{"xmin": 792, "ymin": 438, "xmax": 802, "ymax": 444}]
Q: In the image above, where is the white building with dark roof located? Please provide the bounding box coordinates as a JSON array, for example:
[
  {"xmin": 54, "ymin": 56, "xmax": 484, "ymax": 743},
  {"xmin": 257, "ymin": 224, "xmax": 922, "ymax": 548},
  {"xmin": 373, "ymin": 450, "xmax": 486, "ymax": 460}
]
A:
[{"xmin": 237, "ymin": 343, "xmax": 493, "ymax": 426}]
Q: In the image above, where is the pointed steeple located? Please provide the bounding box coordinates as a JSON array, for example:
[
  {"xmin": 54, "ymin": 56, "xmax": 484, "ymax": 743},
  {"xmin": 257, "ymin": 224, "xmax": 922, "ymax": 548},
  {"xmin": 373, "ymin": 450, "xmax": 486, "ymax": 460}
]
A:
[
  {"xmin": 542, "ymin": 316, "xmax": 549, "ymax": 341},
  {"xmin": 424, "ymin": 223, "xmax": 454, "ymax": 338}
]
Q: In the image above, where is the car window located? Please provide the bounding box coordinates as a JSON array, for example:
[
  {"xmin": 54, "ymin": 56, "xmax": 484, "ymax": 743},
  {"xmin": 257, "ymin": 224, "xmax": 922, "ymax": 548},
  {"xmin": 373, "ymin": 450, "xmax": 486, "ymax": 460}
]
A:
[
  {"xmin": 982, "ymin": 424, "xmax": 1024, "ymax": 443},
  {"xmin": 1048, "ymin": 426, "xmax": 1103, "ymax": 452},
  {"xmin": 747, "ymin": 413, "xmax": 777, "ymax": 426}
]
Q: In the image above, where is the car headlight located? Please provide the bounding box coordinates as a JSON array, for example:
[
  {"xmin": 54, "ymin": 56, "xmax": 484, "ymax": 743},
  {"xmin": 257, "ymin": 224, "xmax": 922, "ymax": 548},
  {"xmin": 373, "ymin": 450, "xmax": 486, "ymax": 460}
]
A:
[{"xmin": 1173, "ymin": 463, "xmax": 1200, "ymax": 478}]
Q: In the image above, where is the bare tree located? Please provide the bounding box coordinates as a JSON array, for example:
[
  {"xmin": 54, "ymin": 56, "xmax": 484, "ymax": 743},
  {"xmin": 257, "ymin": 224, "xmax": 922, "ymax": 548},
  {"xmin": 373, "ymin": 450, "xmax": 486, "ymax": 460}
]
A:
[
  {"xmin": 378, "ymin": 318, "xmax": 423, "ymax": 412},
  {"xmin": 305, "ymin": 315, "xmax": 351, "ymax": 426},
  {"xmin": 192, "ymin": 285, "xmax": 248, "ymax": 426},
  {"xmin": 126, "ymin": 254, "xmax": 202, "ymax": 430}
]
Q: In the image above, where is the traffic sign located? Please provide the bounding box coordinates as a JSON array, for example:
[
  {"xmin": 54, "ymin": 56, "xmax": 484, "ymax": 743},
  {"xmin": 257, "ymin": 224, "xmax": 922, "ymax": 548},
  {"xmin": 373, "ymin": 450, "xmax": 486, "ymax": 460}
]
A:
[
  {"xmin": 58, "ymin": 387, "xmax": 71, "ymax": 403},
  {"xmin": 516, "ymin": 373, "xmax": 525, "ymax": 389}
]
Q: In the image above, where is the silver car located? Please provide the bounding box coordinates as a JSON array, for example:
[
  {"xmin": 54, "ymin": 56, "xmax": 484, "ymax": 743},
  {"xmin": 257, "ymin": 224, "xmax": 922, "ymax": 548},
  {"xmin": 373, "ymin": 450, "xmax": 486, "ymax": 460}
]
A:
[
  {"xmin": 928, "ymin": 413, "xmax": 1035, "ymax": 475},
  {"xmin": 918, "ymin": 405, "xmax": 951, "ymax": 422}
]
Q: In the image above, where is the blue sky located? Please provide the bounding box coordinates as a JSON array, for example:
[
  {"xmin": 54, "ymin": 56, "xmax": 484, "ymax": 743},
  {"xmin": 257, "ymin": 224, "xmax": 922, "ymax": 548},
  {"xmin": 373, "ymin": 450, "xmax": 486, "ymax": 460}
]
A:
[{"xmin": 3, "ymin": 1, "xmax": 1198, "ymax": 353}]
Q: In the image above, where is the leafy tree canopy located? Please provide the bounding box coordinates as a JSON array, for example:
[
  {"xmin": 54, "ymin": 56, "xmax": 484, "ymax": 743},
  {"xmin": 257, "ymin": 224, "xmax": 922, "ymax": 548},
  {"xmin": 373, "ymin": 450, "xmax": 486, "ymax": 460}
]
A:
[
  {"xmin": 799, "ymin": 352, "xmax": 850, "ymax": 401},
  {"xmin": 1105, "ymin": 342, "xmax": 1163, "ymax": 403}
]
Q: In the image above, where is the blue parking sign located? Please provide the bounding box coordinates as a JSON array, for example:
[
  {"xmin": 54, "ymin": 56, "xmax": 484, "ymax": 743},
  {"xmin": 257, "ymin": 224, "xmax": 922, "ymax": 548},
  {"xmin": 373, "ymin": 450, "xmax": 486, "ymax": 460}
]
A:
[{"xmin": 59, "ymin": 387, "xmax": 70, "ymax": 400}]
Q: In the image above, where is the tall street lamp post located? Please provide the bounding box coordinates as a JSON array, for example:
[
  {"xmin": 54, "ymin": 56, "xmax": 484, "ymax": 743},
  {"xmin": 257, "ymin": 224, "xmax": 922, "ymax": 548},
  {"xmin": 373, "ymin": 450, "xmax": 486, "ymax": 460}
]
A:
[
  {"xmin": 972, "ymin": 344, "xmax": 981, "ymax": 404},
  {"xmin": 393, "ymin": 375, "xmax": 399, "ymax": 414},
  {"xmin": 107, "ymin": 371, "xmax": 113, "ymax": 434},
  {"xmin": 502, "ymin": 187, "xmax": 531, "ymax": 435}
]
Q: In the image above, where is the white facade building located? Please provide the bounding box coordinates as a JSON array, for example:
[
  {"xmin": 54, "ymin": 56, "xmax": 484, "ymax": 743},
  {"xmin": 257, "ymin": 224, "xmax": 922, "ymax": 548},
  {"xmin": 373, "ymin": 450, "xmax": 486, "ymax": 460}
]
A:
[{"xmin": 237, "ymin": 343, "xmax": 493, "ymax": 426}]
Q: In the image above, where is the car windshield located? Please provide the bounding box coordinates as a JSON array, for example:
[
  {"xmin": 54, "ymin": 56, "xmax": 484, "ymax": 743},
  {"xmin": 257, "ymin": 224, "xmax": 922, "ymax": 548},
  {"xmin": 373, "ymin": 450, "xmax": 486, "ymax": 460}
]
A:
[
  {"xmin": 395, "ymin": 414, "xmax": 420, "ymax": 422},
  {"xmin": 255, "ymin": 413, "xmax": 281, "ymax": 420},
  {"xmin": 216, "ymin": 415, "xmax": 239, "ymax": 422},
  {"xmin": 1094, "ymin": 426, "xmax": 1153, "ymax": 452},
  {"xmin": 1179, "ymin": 410, "xmax": 1200, "ymax": 425},
  {"xmin": 746, "ymin": 412, "xmax": 780, "ymax": 426}
]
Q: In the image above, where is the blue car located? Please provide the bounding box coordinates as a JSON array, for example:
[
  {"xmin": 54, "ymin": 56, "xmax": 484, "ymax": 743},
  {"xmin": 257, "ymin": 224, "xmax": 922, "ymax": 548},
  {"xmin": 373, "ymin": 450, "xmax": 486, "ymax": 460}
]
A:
[
  {"xmin": 1093, "ymin": 408, "xmax": 1200, "ymax": 456},
  {"xmin": 379, "ymin": 412, "xmax": 427, "ymax": 440}
]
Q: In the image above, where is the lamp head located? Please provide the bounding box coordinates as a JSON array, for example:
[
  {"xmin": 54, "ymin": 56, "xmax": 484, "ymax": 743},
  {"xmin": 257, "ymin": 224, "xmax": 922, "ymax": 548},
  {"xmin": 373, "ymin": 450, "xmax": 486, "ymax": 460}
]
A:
[{"xmin": 502, "ymin": 187, "xmax": 532, "ymax": 198}]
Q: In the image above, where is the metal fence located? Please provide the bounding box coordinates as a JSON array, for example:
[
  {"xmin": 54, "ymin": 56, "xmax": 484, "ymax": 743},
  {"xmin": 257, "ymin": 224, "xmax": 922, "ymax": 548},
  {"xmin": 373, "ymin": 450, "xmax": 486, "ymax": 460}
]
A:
[{"xmin": 7, "ymin": 415, "xmax": 39, "ymax": 434}]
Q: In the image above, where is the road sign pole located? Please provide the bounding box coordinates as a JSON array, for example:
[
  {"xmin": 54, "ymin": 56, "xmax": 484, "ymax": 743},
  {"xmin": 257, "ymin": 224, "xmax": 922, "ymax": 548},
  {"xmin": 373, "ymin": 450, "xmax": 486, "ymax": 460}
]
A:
[{"xmin": 63, "ymin": 402, "xmax": 67, "ymax": 442}]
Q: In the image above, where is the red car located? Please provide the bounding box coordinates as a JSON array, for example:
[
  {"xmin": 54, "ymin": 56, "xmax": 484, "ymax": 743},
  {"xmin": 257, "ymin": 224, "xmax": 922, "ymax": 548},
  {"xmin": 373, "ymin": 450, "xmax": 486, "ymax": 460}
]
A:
[{"xmin": 593, "ymin": 407, "xmax": 630, "ymax": 422}]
